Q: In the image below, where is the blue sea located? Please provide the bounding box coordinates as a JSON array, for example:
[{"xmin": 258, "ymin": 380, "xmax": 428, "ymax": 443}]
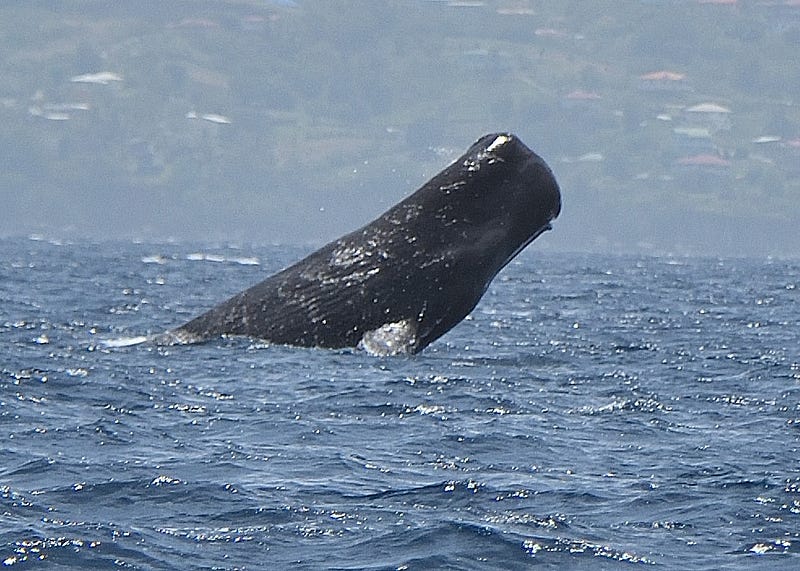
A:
[{"xmin": 2, "ymin": 237, "xmax": 798, "ymax": 570}]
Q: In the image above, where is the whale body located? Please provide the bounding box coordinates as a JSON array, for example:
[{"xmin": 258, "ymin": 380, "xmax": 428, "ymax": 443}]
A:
[{"xmin": 169, "ymin": 133, "xmax": 561, "ymax": 355}]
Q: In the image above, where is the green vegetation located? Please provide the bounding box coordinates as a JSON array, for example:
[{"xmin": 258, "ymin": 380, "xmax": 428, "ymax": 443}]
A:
[{"xmin": 1, "ymin": 1, "xmax": 798, "ymax": 255}]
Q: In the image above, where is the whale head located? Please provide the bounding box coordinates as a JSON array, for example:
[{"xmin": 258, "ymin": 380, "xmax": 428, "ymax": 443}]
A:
[{"xmin": 414, "ymin": 132, "xmax": 561, "ymax": 279}]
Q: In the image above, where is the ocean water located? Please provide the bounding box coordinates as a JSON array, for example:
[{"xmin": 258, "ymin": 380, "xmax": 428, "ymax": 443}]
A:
[{"xmin": 1, "ymin": 237, "xmax": 798, "ymax": 570}]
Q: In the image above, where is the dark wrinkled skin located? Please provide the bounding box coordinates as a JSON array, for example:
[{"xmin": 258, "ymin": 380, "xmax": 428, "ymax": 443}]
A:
[{"xmin": 172, "ymin": 133, "xmax": 561, "ymax": 353}]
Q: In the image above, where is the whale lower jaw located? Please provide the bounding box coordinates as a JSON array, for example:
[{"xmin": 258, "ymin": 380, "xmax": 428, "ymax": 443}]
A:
[{"xmin": 358, "ymin": 319, "xmax": 418, "ymax": 356}]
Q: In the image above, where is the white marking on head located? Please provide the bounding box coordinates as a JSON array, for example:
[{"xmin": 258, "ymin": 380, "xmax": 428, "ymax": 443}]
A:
[{"xmin": 485, "ymin": 134, "xmax": 511, "ymax": 153}]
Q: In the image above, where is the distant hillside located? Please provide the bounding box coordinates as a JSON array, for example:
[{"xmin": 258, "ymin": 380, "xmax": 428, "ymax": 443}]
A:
[{"xmin": 2, "ymin": 0, "xmax": 798, "ymax": 255}]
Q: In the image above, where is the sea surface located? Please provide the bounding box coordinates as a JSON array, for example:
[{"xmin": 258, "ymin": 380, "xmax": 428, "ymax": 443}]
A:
[{"xmin": 1, "ymin": 237, "xmax": 799, "ymax": 570}]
